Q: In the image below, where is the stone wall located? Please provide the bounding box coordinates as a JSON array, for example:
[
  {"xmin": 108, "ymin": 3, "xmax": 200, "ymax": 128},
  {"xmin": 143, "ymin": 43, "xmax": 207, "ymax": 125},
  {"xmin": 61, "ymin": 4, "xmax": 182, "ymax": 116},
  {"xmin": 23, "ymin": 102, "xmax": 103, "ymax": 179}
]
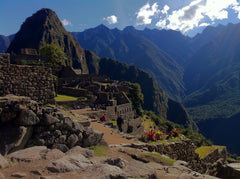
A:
[
  {"xmin": 91, "ymin": 102, "xmax": 134, "ymax": 122},
  {"xmin": 0, "ymin": 95, "xmax": 104, "ymax": 155},
  {"xmin": 0, "ymin": 53, "xmax": 55, "ymax": 104},
  {"xmin": 125, "ymin": 140, "xmax": 227, "ymax": 176},
  {"xmin": 59, "ymin": 87, "xmax": 90, "ymax": 97}
]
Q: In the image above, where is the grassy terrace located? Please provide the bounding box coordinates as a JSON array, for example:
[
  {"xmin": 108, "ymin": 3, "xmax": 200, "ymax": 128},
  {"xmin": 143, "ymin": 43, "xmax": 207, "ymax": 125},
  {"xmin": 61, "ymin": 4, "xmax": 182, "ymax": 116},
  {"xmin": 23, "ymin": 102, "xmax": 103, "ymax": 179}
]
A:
[
  {"xmin": 55, "ymin": 94, "xmax": 78, "ymax": 102},
  {"xmin": 195, "ymin": 145, "xmax": 225, "ymax": 159}
]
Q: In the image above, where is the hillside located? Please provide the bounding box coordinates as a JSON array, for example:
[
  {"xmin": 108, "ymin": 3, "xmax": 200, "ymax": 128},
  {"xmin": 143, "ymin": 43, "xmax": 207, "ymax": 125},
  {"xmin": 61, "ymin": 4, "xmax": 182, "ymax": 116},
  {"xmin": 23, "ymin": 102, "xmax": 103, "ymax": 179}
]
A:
[
  {"xmin": 134, "ymin": 28, "xmax": 194, "ymax": 66},
  {"xmin": 184, "ymin": 23, "xmax": 240, "ymax": 120},
  {"xmin": 85, "ymin": 50, "xmax": 198, "ymax": 131},
  {"xmin": 183, "ymin": 23, "xmax": 240, "ymax": 155},
  {"xmin": 6, "ymin": 8, "xmax": 88, "ymax": 73},
  {"xmin": 72, "ymin": 25, "xmax": 185, "ymax": 101}
]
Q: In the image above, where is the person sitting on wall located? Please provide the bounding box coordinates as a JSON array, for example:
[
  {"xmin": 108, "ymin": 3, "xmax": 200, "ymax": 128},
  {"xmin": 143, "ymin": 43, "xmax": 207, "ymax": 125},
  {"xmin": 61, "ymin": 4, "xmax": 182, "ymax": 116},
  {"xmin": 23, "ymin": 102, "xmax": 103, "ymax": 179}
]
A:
[
  {"xmin": 100, "ymin": 114, "xmax": 107, "ymax": 121},
  {"xmin": 117, "ymin": 114, "xmax": 124, "ymax": 132}
]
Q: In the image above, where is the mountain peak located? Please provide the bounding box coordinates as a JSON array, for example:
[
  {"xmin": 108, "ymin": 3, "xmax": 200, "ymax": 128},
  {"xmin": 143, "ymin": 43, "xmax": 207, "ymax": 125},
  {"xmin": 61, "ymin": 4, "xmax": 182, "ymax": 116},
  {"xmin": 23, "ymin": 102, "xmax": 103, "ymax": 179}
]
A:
[
  {"xmin": 123, "ymin": 26, "xmax": 136, "ymax": 32},
  {"xmin": 7, "ymin": 8, "xmax": 89, "ymax": 73},
  {"xmin": 96, "ymin": 24, "xmax": 109, "ymax": 30},
  {"xmin": 35, "ymin": 8, "xmax": 56, "ymax": 16}
]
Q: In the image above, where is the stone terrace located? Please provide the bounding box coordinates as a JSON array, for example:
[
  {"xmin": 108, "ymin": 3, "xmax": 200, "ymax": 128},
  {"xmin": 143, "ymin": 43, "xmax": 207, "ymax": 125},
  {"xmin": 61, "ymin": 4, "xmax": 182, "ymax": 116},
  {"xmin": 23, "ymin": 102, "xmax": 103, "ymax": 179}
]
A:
[{"xmin": 0, "ymin": 53, "xmax": 55, "ymax": 104}]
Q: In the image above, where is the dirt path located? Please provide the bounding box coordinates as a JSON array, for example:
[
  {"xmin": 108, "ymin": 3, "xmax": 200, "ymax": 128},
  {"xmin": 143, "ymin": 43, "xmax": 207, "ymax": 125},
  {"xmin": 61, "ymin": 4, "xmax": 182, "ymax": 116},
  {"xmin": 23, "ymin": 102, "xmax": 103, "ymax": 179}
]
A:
[
  {"xmin": 91, "ymin": 122, "xmax": 136, "ymax": 145},
  {"xmin": 72, "ymin": 108, "xmax": 137, "ymax": 145}
]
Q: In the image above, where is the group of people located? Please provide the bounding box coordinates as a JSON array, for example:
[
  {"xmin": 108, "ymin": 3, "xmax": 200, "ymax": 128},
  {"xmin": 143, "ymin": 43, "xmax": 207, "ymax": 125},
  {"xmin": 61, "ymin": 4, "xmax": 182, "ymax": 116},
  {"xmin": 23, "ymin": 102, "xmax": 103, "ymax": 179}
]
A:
[{"xmin": 100, "ymin": 114, "xmax": 124, "ymax": 132}]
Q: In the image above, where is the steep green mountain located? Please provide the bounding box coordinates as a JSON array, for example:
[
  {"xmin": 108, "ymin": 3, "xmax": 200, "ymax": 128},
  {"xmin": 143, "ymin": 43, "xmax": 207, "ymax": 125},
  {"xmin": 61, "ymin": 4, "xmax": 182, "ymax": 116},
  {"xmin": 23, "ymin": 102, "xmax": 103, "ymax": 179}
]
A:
[
  {"xmin": 184, "ymin": 23, "xmax": 240, "ymax": 118},
  {"xmin": 0, "ymin": 35, "xmax": 11, "ymax": 53},
  {"xmin": 85, "ymin": 50, "xmax": 198, "ymax": 131},
  {"xmin": 189, "ymin": 24, "xmax": 230, "ymax": 54},
  {"xmin": 183, "ymin": 23, "xmax": 240, "ymax": 155},
  {"xmin": 72, "ymin": 25, "xmax": 185, "ymax": 101},
  {"xmin": 7, "ymin": 8, "xmax": 88, "ymax": 73},
  {"xmin": 134, "ymin": 28, "xmax": 194, "ymax": 66}
]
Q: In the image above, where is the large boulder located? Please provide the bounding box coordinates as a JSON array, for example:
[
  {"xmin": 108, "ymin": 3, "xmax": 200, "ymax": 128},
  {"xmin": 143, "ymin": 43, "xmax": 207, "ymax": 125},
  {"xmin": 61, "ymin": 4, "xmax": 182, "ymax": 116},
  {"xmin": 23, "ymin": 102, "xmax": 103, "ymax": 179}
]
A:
[
  {"xmin": 7, "ymin": 146, "xmax": 48, "ymax": 162},
  {"xmin": 82, "ymin": 127, "xmax": 104, "ymax": 147},
  {"xmin": 78, "ymin": 164, "xmax": 127, "ymax": 179},
  {"xmin": 14, "ymin": 109, "xmax": 40, "ymax": 125},
  {"xmin": 47, "ymin": 153, "xmax": 93, "ymax": 173},
  {"xmin": 66, "ymin": 146, "xmax": 94, "ymax": 158}
]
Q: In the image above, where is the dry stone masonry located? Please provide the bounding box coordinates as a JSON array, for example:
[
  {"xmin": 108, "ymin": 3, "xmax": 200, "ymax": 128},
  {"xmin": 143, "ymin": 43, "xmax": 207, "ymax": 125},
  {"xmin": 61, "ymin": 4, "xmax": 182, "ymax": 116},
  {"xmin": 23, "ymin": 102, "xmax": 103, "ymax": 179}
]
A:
[
  {"xmin": 0, "ymin": 53, "xmax": 55, "ymax": 104},
  {"xmin": 0, "ymin": 95, "xmax": 104, "ymax": 155}
]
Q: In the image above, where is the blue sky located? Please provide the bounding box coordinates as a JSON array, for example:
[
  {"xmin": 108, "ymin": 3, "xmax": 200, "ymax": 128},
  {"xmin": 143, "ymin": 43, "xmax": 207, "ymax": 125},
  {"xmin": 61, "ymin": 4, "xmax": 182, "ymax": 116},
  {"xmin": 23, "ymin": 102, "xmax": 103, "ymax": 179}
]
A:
[{"xmin": 1, "ymin": 0, "xmax": 240, "ymax": 36}]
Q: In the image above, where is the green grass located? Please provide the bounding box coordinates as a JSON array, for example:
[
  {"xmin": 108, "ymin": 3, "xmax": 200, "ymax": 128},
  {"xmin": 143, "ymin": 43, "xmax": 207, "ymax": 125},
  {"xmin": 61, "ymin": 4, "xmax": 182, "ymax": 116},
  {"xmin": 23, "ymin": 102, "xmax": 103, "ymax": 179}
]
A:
[
  {"xmin": 142, "ymin": 115, "xmax": 155, "ymax": 130},
  {"xmin": 109, "ymin": 120, "xmax": 117, "ymax": 126},
  {"xmin": 87, "ymin": 146, "xmax": 110, "ymax": 157},
  {"xmin": 195, "ymin": 145, "xmax": 225, "ymax": 159},
  {"xmin": 122, "ymin": 148, "xmax": 175, "ymax": 166},
  {"xmin": 149, "ymin": 140, "xmax": 168, "ymax": 145},
  {"xmin": 55, "ymin": 94, "xmax": 78, "ymax": 102},
  {"xmin": 168, "ymin": 137, "xmax": 181, "ymax": 142}
]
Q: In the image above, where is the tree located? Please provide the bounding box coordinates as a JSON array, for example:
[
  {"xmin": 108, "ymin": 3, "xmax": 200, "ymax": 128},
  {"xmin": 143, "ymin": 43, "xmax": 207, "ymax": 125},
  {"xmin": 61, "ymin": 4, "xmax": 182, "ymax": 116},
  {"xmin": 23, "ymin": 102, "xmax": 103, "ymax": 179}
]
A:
[
  {"xmin": 127, "ymin": 82, "xmax": 144, "ymax": 116},
  {"xmin": 39, "ymin": 44, "xmax": 66, "ymax": 66}
]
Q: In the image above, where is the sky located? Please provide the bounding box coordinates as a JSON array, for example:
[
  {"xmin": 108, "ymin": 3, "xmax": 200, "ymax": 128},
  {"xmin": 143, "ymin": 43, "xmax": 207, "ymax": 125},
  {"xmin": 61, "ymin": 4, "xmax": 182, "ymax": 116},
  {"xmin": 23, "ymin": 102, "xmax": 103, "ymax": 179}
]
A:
[{"xmin": 1, "ymin": 0, "xmax": 240, "ymax": 37}]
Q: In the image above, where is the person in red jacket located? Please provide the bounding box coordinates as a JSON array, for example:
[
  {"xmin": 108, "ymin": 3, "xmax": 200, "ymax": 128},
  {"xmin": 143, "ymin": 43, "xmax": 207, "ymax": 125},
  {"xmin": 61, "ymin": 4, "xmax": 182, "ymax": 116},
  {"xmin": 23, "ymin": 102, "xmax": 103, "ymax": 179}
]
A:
[{"xmin": 100, "ymin": 114, "xmax": 107, "ymax": 121}]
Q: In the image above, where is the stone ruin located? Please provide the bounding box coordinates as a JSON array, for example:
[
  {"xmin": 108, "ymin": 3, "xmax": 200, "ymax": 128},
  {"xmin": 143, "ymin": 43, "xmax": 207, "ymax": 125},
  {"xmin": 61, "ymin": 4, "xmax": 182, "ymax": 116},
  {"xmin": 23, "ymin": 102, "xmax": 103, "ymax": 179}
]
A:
[
  {"xmin": 0, "ymin": 53, "xmax": 55, "ymax": 104},
  {"xmin": 57, "ymin": 67, "xmax": 135, "ymax": 121},
  {"xmin": 0, "ymin": 53, "xmax": 136, "ymax": 122}
]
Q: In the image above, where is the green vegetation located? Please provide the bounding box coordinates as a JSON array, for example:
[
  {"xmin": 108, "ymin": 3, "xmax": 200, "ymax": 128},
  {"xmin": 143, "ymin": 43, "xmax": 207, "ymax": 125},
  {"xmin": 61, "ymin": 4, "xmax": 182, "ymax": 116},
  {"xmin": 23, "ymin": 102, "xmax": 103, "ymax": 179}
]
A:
[
  {"xmin": 108, "ymin": 119, "xmax": 117, "ymax": 126},
  {"xmin": 149, "ymin": 140, "xmax": 168, "ymax": 145},
  {"xmin": 185, "ymin": 88, "xmax": 240, "ymax": 122},
  {"xmin": 142, "ymin": 115, "xmax": 156, "ymax": 130},
  {"xmin": 55, "ymin": 94, "xmax": 78, "ymax": 102},
  {"xmin": 40, "ymin": 44, "xmax": 67, "ymax": 66},
  {"xmin": 127, "ymin": 82, "xmax": 144, "ymax": 116},
  {"xmin": 144, "ymin": 110, "xmax": 212, "ymax": 147},
  {"xmin": 195, "ymin": 146, "xmax": 225, "ymax": 159},
  {"xmin": 168, "ymin": 137, "xmax": 181, "ymax": 142},
  {"xmin": 122, "ymin": 148, "xmax": 175, "ymax": 166},
  {"xmin": 180, "ymin": 129, "xmax": 212, "ymax": 147},
  {"xmin": 88, "ymin": 146, "xmax": 110, "ymax": 157}
]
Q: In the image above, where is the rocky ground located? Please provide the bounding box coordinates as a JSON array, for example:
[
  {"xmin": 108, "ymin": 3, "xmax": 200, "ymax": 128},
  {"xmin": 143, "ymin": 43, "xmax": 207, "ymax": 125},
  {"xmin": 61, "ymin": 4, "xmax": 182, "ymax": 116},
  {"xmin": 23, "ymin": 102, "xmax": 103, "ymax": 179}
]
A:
[
  {"xmin": 0, "ymin": 121, "xmax": 219, "ymax": 179},
  {"xmin": 0, "ymin": 96, "xmax": 222, "ymax": 178}
]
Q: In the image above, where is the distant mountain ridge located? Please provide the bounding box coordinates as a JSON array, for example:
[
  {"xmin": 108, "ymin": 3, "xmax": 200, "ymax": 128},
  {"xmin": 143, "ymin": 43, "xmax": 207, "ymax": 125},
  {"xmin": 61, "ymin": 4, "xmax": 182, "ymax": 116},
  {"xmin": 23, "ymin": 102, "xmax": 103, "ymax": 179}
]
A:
[
  {"xmin": 72, "ymin": 25, "xmax": 185, "ymax": 101},
  {"xmin": 183, "ymin": 23, "xmax": 240, "ymax": 155},
  {"xmin": 6, "ymin": 8, "xmax": 88, "ymax": 73},
  {"xmin": 184, "ymin": 23, "xmax": 240, "ymax": 120}
]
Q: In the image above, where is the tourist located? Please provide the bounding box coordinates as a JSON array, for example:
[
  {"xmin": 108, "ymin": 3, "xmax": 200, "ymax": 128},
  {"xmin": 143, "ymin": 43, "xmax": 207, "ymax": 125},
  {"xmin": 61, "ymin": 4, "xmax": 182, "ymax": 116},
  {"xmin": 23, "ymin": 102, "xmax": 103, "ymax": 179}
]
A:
[
  {"xmin": 100, "ymin": 114, "xmax": 107, "ymax": 121},
  {"xmin": 117, "ymin": 114, "xmax": 124, "ymax": 132}
]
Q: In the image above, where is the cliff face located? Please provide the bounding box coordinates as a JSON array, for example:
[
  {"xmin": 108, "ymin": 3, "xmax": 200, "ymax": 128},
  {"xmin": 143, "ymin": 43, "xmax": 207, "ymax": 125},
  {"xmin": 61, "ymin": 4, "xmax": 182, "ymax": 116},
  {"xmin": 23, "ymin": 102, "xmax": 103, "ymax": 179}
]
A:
[{"xmin": 7, "ymin": 8, "xmax": 88, "ymax": 73}]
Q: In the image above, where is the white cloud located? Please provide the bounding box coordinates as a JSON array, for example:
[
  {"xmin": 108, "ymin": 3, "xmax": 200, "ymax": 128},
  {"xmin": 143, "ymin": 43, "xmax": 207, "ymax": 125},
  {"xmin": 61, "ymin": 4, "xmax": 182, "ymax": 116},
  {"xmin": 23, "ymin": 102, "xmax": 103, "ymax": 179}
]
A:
[
  {"xmin": 103, "ymin": 15, "xmax": 118, "ymax": 24},
  {"xmin": 199, "ymin": 22, "xmax": 211, "ymax": 27},
  {"xmin": 61, "ymin": 19, "xmax": 72, "ymax": 26},
  {"xmin": 155, "ymin": 0, "xmax": 240, "ymax": 33},
  {"xmin": 136, "ymin": 3, "xmax": 159, "ymax": 25},
  {"xmin": 233, "ymin": 5, "xmax": 240, "ymax": 18},
  {"xmin": 161, "ymin": 5, "xmax": 170, "ymax": 14}
]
